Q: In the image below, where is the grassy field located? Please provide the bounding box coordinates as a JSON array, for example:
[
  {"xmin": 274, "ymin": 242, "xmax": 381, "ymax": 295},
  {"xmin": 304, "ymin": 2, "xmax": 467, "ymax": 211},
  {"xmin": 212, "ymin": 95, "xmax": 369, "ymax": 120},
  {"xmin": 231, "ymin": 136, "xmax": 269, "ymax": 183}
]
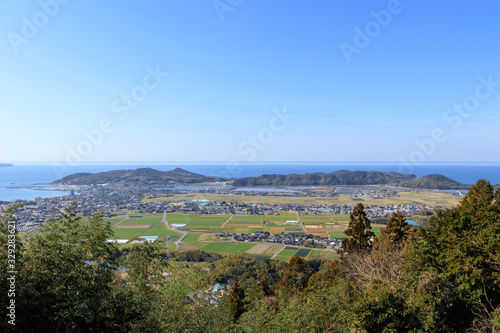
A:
[
  {"xmin": 295, "ymin": 249, "xmax": 311, "ymax": 257},
  {"xmin": 198, "ymin": 242, "xmax": 238, "ymax": 252},
  {"xmin": 278, "ymin": 249, "xmax": 299, "ymax": 257},
  {"xmin": 226, "ymin": 243, "xmax": 256, "ymax": 254},
  {"xmin": 142, "ymin": 229, "xmax": 179, "ymax": 237},
  {"xmin": 111, "ymin": 228, "xmax": 148, "ymax": 235},
  {"xmin": 188, "ymin": 219, "xmax": 227, "ymax": 227},
  {"xmin": 308, "ymin": 250, "xmax": 322, "ymax": 257},
  {"xmin": 167, "ymin": 214, "xmax": 199, "ymax": 224},
  {"xmin": 231, "ymin": 215, "xmax": 264, "ymax": 221},
  {"xmin": 120, "ymin": 218, "xmax": 160, "ymax": 225},
  {"xmin": 183, "ymin": 233, "xmax": 201, "ymax": 242}
]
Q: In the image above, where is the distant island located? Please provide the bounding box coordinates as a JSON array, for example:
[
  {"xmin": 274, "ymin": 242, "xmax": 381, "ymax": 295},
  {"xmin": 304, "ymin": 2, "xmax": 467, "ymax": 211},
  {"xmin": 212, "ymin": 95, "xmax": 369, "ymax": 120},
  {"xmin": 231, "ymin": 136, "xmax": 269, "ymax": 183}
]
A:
[
  {"xmin": 53, "ymin": 167, "xmax": 467, "ymax": 189},
  {"xmin": 399, "ymin": 174, "xmax": 469, "ymax": 190},
  {"xmin": 232, "ymin": 170, "xmax": 415, "ymax": 186},
  {"xmin": 0, "ymin": 163, "xmax": 13, "ymax": 167},
  {"xmin": 52, "ymin": 167, "xmax": 227, "ymax": 185}
]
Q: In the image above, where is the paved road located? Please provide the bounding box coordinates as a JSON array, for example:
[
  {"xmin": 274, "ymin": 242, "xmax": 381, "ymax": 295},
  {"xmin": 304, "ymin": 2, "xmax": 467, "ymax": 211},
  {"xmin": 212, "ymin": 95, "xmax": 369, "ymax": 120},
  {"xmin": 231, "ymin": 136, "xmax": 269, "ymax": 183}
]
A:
[{"xmin": 163, "ymin": 211, "xmax": 187, "ymax": 251}]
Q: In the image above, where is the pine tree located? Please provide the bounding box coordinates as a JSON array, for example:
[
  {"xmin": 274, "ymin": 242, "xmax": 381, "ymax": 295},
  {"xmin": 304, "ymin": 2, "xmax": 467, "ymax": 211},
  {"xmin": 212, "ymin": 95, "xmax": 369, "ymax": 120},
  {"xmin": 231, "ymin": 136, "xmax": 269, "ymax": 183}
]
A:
[
  {"xmin": 340, "ymin": 203, "xmax": 374, "ymax": 254},
  {"xmin": 379, "ymin": 211, "xmax": 411, "ymax": 244},
  {"xmin": 229, "ymin": 278, "xmax": 246, "ymax": 322}
]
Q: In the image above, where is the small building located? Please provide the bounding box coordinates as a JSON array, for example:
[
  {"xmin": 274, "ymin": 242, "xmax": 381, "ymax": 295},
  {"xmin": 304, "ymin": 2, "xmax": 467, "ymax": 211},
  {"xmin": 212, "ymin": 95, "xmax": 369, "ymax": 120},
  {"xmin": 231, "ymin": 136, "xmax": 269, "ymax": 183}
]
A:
[
  {"xmin": 136, "ymin": 236, "xmax": 159, "ymax": 243},
  {"xmin": 286, "ymin": 220, "xmax": 299, "ymax": 224},
  {"xmin": 105, "ymin": 239, "xmax": 128, "ymax": 244}
]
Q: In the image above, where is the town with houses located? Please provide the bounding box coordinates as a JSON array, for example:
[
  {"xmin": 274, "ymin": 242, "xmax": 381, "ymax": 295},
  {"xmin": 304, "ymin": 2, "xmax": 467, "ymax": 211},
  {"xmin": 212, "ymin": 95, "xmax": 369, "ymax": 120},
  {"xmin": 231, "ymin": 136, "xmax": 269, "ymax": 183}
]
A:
[{"xmin": 2, "ymin": 183, "xmax": 460, "ymax": 250}]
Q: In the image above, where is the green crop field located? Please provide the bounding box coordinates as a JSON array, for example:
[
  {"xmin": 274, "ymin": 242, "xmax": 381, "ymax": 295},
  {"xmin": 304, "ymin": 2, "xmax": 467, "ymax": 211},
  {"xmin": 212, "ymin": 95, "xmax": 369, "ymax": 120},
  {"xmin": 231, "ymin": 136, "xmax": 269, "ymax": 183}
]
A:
[
  {"xmin": 181, "ymin": 242, "xmax": 207, "ymax": 248},
  {"xmin": 198, "ymin": 215, "xmax": 231, "ymax": 219},
  {"xmin": 167, "ymin": 214, "xmax": 199, "ymax": 223},
  {"xmin": 142, "ymin": 229, "xmax": 179, "ymax": 237},
  {"xmin": 209, "ymin": 228, "xmax": 228, "ymax": 233},
  {"xmin": 226, "ymin": 243, "xmax": 256, "ymax": 254},
  {"xmin": 331, "ymin": 214, "xmax": 351, "ymax": 221},
  {"xmin": 278, "ymin": 249, "xmax": 298, "ymax": 257},
  {"xmin": 308, "ymin": 250, "xmax": 322, "ymax": 257},
  {"xmin": 231, "ymin": 215, "xmax": 264, "ymax": 221},
  {"xmin": 111, "ymin": 228, "xmax": 148, "ymax": 235},
  {"xmin": 234, "ymin": 228, "xmax": 251, "ymax": 233},
  {"xmin": 295, "ymin": 249, "xmax": 311, "ymax": 257},
  {"xmin": 328, "ymin": 232, "xmax": 346, "ymax": 238},
  {"xmin": 250, "ymin": 228, "xmax": 264, "ymax": 233},
  {"xmin": 183, "ymin": 233, "xmax": 201, "ymax": 242},
  {"xmin": 264, "ymin": 215, "xmax": 297, "ymax": 221},
  {"xmin": 120, "ymin": 218, "xmax": 160, "ymax": 225},
  {"xmin": 224, "ymin": 222, "xmax": 262, "ymax": 228},
  {"xmin": 188, "ymin": 219, "xmax": 227, "ymax": 227},
  {"xmin": 198, "ymin": 242, "xmax": 238, "ymax": 252},
  {"xmin": 247, "ymin": 254, "xmax": 272, "ymax": 261},
  {"xmin": 274, "ymin": 256, "xmax": 290, "ymax": 262},
  {"xmin": 300, "ymin": 216, "xmax": 332, "ymax": 221}
]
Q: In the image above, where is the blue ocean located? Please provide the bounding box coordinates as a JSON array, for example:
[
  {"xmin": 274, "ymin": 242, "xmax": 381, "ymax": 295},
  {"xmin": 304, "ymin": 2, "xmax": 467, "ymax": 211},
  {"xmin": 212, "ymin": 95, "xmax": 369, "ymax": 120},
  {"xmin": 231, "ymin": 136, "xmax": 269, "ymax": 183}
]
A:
[{"xmin": 1, "ymin": 162, "xmax": 499, "ymax": 202}]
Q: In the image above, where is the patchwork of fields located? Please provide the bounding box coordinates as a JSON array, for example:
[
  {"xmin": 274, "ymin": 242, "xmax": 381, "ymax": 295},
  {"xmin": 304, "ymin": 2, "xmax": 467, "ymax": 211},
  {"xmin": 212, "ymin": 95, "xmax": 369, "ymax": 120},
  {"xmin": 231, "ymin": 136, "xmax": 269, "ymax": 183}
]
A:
[
  {"xmin": 108, "ymin": 211, "xmax": 381, "ymax": 262},
  {"xmin": 110, "ymin": 214, "xmax": 181, "ymax": 241}
]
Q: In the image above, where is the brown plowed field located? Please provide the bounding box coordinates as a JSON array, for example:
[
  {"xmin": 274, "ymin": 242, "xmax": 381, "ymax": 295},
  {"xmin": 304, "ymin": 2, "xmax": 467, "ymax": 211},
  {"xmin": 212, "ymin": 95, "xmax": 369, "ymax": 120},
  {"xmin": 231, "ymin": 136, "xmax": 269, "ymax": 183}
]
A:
[{"xmin": 246, "ymin": 243, "xmax": 272, "ymax": 254}]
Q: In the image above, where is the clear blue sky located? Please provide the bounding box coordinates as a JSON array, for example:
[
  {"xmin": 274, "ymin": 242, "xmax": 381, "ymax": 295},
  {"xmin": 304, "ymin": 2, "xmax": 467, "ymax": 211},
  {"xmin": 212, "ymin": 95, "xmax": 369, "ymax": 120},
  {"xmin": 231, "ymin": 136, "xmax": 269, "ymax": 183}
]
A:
[{"xmin": 1, "ymin": 0, "xmax": 499, "ymax": 163}]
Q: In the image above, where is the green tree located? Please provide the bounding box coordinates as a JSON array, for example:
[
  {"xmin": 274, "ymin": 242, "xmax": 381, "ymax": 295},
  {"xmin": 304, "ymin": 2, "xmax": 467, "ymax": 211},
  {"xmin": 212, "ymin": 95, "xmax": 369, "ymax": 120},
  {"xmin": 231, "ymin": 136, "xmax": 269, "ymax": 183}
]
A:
[
  {"xmin": 17, "ymin": 202, "xmax": 118, "ymax": 332},
  {"xmin": 276, "ymin": 256, "xmax": 313, "ymax": 296},
  {"xmin": 229, "ymin": 278, "xmax": 246, "ymax": 322},
  {"xmin": 378, "ymin": 211, "xmax": 412, "ymax": 245},
  {"xmin": 340, "ymin": 203, "xmax": 375, "ymax": 254},
  {"xmin": 417, "ymin": 179, "xmax": 500, "ymax": 326},
  {"xmin": 0, "ymin": 204, "xmax": 22, "ymax": 331}
]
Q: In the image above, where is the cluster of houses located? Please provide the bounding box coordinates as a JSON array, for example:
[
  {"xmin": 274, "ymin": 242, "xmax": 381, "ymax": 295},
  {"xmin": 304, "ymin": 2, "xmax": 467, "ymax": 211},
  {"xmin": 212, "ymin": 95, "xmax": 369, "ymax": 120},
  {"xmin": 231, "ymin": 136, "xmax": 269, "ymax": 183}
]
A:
[{"xmin": 3, "ymin": 182, "xmax": 437, "ymax": 234}]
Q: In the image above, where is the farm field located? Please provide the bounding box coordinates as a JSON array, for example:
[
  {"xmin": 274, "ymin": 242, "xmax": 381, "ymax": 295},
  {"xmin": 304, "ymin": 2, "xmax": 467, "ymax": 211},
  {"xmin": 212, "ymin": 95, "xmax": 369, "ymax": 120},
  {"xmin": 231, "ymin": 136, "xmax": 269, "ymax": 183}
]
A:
[
  {"xmin": 226, "ymin": 243, "xmax": 256, "ymax": 254},
  {"xmin": 110, "ymin": 213, "xmax": 182, "ymax": 240},
  {"xmin": 145, "ymin": 190, "xmax": 461, "ymax": 208},
  {"xmin": 198, "ymin": 242, "xmax": 238, "ymax": 252},
  {"xmin": 246, "ymin": 243, "xmax": 272, "ymax": 254},
  {"xmin": 183, "ymin": 233, "xmax": 201, "ymax": 242},
  {"xmin": 120, "ymin": 218, "xmax": 160, "ymax": 225},
  {"xmin": 105, "ymin": 211, "xmax": 393, "ymax": 261}
]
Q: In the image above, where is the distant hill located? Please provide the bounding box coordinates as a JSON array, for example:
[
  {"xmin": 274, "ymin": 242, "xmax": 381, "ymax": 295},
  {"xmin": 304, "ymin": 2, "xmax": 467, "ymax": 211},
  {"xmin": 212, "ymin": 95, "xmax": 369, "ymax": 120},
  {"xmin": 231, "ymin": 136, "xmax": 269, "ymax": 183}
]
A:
[
  {"xmin": 231, "ymin": 170, "xmax": 416, "ymax": 186},
  {"xmin": 0, "ymin": 163, "xmax": 13, "ymax": 167},
  {"xmin": 53, "ymin": 167, "xmax": 228, "ymax": 185},
  {"xmin": 399, "ymin": 174, "xmax": 468, "ymax": 189}
]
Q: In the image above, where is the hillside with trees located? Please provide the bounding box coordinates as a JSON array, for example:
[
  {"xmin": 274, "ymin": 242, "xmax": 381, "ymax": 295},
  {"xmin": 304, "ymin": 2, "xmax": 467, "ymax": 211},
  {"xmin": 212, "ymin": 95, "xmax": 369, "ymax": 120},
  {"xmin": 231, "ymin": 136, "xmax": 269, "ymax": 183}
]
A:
[
  {"xmin": 232, "ymin": 170, "xmax": 416, "ymax": 186},
  {"xmin": 1, "ymin": 179, "xmax": 500, "ymax": 332},
  {"xmin": 400, "ymin": 173, "xmax": 468, "ymax": 189},
  {"xmin": 53, "ymin": 167, "xmax": 228, "ymax": 185}
]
